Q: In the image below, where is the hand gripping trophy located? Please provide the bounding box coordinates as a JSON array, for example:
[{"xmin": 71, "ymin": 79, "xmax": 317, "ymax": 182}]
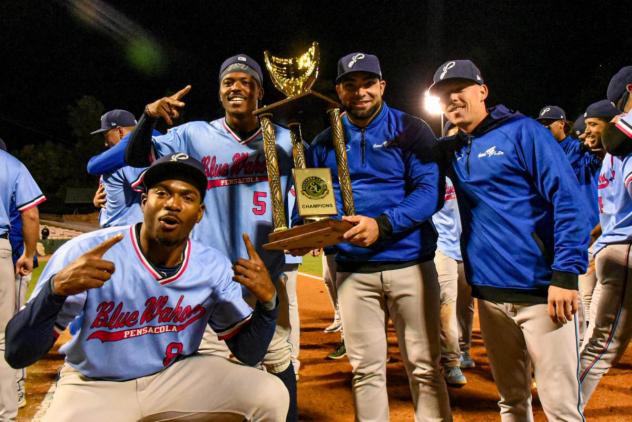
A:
[{"xmin": 255, "ymin": 42, "xmax": 355, "ymax": 251}]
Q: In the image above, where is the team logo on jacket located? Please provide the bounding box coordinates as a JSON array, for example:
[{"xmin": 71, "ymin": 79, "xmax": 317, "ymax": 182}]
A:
[
  {"xmin": 301, "ymin": 176, "xmax": 329, "ymax": 199},
  {"xmin": 477, "ymin": 146, "xmax": 504, "ymax": 158},
  {"xmin": 87, "ymin": 295, "xmax": 207, "ymax": 342},
  {"xmin": 372, "ymin": 140, "xmax": 395, "ymax": 150}
]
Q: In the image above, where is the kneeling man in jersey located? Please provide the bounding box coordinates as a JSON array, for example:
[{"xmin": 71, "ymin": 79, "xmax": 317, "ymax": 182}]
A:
[{"xmin": 5, "ymin": 153, "xmax": 289, "ymax": 422}]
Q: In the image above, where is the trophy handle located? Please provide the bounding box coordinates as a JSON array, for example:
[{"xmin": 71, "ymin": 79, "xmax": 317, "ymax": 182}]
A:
[
  {"xmin": 259, "ymin": 114, "xmax": 288, "ymax": 232},
  {"xmin": 327, "ymin": 107, "xmax": 355, "ymax": 216},
  {"xmin": 288, "ymin": 122, "xmax": 307, "ymax": 169}
]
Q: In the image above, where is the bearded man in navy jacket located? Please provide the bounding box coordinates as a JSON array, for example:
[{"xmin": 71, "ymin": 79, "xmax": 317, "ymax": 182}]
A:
[
  {"xmin": 304, "ymin": 53, "xmax": 451, "ymax": 422},
  {"xmin": 430, "ymin": 59, "xmax": 589, "ymax": 422}
]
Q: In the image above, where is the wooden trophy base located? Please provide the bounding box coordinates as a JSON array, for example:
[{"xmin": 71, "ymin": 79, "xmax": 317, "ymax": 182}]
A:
[{"xmin": 263, "ymin": 219, "xmax": 353, "ymax": 251}]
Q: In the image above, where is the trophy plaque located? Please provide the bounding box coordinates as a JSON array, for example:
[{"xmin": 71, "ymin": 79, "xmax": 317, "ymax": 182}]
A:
[{"xmin": 254, "ymin": 42, "xmax": 355, "ymax": 251}]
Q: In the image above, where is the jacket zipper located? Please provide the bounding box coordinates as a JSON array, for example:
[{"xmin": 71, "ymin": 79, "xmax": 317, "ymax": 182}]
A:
[{"xmin": 465, "ymin": 134, "xmax": 472, "ymax": 175}]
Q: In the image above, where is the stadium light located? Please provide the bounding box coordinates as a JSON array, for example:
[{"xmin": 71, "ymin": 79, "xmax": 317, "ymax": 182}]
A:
[
  {"xmin": 423, "ymin": 91, "xmax": 445, "ymax": 136},
  {"xmin": 423, "ymin": 91, "xmax": 443, "ymax": 116}
]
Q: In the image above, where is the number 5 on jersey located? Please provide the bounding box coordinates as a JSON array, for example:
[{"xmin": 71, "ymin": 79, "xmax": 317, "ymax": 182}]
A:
[{"xmin": 252, "ymin": 191, "xmax": 267, "ymax": 215}]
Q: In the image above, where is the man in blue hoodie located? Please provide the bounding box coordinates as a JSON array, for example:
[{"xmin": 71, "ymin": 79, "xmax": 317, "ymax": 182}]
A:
[
  {"xmin": 306, "ymin": 53, "xmax": 451, "ymax": 422},
  {"xmin": 429, "ymin": 60, "xmax": 589, "ymax": 421}
]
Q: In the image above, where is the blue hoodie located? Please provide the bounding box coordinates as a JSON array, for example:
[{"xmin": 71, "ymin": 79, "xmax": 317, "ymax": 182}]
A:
[
  {"xmin": 442, "ymin": 105, "xmax": 589, "ymax": 303},
  {"xmin": 558, "ymin": 136, "xmax": 601, "ymax": 228},
  {"xmin": 308, "ymin": 102, "xmax": 442, "ymax": 269}
]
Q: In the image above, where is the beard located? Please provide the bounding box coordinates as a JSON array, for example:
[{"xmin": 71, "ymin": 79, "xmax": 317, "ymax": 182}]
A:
[
  {"xmin": 155, "ymin": 234, "xmax": 183, "ymax": 247},
  {"xmin": 347, "ymin": 102, "xmax": 381, "ymax": 121}
]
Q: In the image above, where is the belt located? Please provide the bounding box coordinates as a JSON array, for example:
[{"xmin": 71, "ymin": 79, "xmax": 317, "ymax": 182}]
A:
[{"xmin": 0, "ymin": 232, "xmax": 7, "ymax": 239}]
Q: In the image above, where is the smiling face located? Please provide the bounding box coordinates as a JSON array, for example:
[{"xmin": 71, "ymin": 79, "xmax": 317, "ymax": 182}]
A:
[
  {"xmin": 433, "ymin": 79, "xmax": 489, "ymax": 134},
  {"xmin": 335, "ymin": 72, "xmax": 386, "ymax": 126},
  {"xmin": 584, "ymin": 117, "xmax": 607, "ymax": 151},
  {"xmin": 141, "ymin": 179, "xmax": 204, "ymax": 247},
  {"xmin": 219, "ymin": 71, "xmax": 263, "ymax": 119}
]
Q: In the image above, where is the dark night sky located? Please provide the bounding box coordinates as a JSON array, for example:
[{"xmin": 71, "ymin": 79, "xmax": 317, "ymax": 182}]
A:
[{"xmin": 1, "ymin": 0, "xmax": 630, "ymax": 149}]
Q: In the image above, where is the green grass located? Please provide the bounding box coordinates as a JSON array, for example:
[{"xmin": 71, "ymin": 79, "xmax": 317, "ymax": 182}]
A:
[
  {"xmin": 298, "ymin": 253, "xmax": 323, "ymax": 277},
  {"xmin": 26, "ymin": 263, "xmax": 45, "ymax": 301}
]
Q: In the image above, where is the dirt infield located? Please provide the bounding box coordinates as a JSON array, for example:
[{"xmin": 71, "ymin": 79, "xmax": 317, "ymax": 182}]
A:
[{"xmin": 18, "ymin": 273, "xmax": 632, "ymax": 421}]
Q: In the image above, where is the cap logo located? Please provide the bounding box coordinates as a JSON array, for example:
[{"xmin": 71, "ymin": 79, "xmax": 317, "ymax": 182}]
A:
[
  {"xmin": 171, "ymin": 153, "xmax": 189, "ymax": 162},
  {"xmin": 348, "ymin": 53, "xmax": 365, "ymax": 69},
  {"xmin": 440, "ymin": 61, "xmax": 456, "ymax": 80},
  {"xmin": 541, "ymin": 107, "xmax": 551, "ymax": 116},
  {"xmin": 476, "ymin": 75, "xmax": 482, "ymax": 81}
]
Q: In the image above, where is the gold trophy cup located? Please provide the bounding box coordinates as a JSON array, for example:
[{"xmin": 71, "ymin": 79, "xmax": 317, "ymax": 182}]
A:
[{"xmin": 254, "ymin": 42, "xmax": 355, "ymax": 251}]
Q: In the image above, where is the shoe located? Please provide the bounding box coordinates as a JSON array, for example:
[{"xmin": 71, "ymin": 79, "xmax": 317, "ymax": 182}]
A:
[
  {"xmin": 444, "ymin": 366, "xmax": 467, "ymax": 388},
  {"xmin": 460, "ymin": 351, "xmax": 476, "ymax": 369},
  {"xmin": 324, "ymin": 319, "xmax": 342, "ymax": 333},
  {"xmin": 327, "ymin": 342, "xmax": 347, "ymax": 360}
]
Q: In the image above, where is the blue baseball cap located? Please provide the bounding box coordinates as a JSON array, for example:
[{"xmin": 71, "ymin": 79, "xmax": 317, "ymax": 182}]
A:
[
  {"xmin": 607, "ymin": 66, "xmax": 632, "ymax": 104},
  {"xmin": 537, "ymin": 105, "xmax": 566, "ymax": 121},
  {"xmin": 91, "ymin": 109, "xmax": 137, "ymax": 135},
  {"xmin": 429, "ymin": 60, "xmax": 484, "ymax": 93},
  {"xmin": 142, "ymin": 153, "xmax": 208, "ymax": 200},
  {"xmin": 336, "ymin": 52, "xmax": 382, "ymax": 83},
  {"xmin": 584, "ymin": 100, "xmax": 620, "ymax": 120},
  {"xmin": 219, "ymin": 54, "xmax": 263, "ymax": 87},
  {"xmin": 571, "ymin": 114, "xmax": 586, "ymax": 138}
]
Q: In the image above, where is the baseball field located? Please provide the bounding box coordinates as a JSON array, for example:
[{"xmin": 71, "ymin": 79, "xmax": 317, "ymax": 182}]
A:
[{"xmin": 15, "ymin": 254, "xmax": 632, "ymax": 421}]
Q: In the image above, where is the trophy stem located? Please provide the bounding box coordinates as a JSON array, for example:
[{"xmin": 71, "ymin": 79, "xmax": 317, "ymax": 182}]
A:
[
  {"xmin": 288, "ymin": 122, "xmax": 307, "ymax": 169},
  {"xmin": 259, "ymin": 114, "xmax": 288, "ymax": 232},
  {"xmin": 327, "ymin": 107, "xmax": 355, "ymax": 216}
]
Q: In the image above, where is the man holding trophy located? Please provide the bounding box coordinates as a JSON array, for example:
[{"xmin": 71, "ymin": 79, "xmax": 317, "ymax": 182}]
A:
[{"xmin": 303, "ymin": 53, "xmax": 452, "ymax": 421}]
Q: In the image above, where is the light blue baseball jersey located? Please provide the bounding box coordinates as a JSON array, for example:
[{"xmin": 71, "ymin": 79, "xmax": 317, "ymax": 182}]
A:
[
  {"xmin": 432, "ymin": 177, "xmax": 462, "ymax": 261},
  {"xmin": 151, "ymin": 118, "xmax": 294, "ymax": 281},
  {"xmin": 98, "ymin": 166, "xmax": 146, "ymax": 228},
  {"xmin": 0, "ymin": 149, "xmax": 46, "ymax": 235},
  {"xmin": 594, "ymin": 152, "xmax": 632, "ymax": 254},
  {"xmin": 29, "ymin": 224, "xmax": 252, "ymax": 380}
]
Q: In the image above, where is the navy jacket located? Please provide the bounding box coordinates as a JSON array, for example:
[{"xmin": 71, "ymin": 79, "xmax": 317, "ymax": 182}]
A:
[
  {"xmin": 308, "ymin": 103, "xmax": 443, "ymax": 268},
  {"xmin": 441, "ymin": 105, "xmax": 589, "ymax": 303}
]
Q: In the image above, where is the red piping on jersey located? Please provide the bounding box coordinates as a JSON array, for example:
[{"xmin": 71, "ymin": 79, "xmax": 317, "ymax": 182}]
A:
[
  {"xmin": 18, "ymin": 195, "xmax": 46, "ymax": 212},
  {"xmin": 216, "ymin": 314, "xmax": 253, "ymax": 340},
  {"xmin": 222, "ymin": 119, "xmax": 262, "ymax": 145},
  {"xmin": 131, "ymin": 171, "xmax": 147, "ymax": 193},
  {"xmin": 129, "ymin": 225, "xmax": 191, "ymax": 285}
]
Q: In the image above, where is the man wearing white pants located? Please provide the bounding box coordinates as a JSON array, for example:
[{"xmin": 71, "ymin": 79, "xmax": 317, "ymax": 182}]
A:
[
  {"xmin": 433, "ymin": 177, "xmax": 469, "ymax": 387},
  {"xmin": 306, "ymin": 52, "xmax": 451, "ymax": 421}
]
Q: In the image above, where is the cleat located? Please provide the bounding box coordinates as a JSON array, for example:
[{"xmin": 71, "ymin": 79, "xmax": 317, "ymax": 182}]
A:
[
  {"xmin": 327, "ymin": 342, "xmax": 347, "ymax": 360},
  {"xmin": 445, "ymin": 366, "xmax": 467, "ymax": 388}
]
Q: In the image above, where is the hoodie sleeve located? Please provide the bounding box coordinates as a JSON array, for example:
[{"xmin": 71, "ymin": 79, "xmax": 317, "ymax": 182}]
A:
[
  {"xmin": 379, "ymin": 118, "xmax": 444, "ymax": 236},
  {"xmin": 516, "ymin": 120, "xmax": 589, "ymax": 288}
]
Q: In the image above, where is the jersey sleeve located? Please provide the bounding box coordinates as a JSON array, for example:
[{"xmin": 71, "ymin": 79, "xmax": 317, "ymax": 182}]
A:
[
  {"xmin": 622, "ymin": 153, "xmax": 632, "ymax": 199},
  {"xmin": 14, "ymin": 162, "xmax": 45, "ymax": 212},
  {"xmin": 615, "ymin": 111, "xmax": 632, "ymax": 139},
  {"xmin": 151, "ymin": 125, "xmax": 189, "ymax": 158},
  {"xmin": 29, "ymin": 238, "xmax": 88, "ymax": 329},
  {"xmin": 87, "ymin": 135, "xmax": 129, "ymax": 175},
  {"xmin": 206, "ymin": 257, "xmax": 253, "ymax": 339}
]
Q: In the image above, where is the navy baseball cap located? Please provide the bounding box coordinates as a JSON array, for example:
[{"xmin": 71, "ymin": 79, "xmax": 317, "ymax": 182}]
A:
[
  {"xmin": 572, "ymin": 114, "xmax": 586, "ymax": 137},
  {"xmin": 91, "ymin": 109, "xmax": 137, "ymax": 135},
  {"xmin": 219, "ymin": 54, "xmax": 263, "ymax": 87},
  {"xmin": 429, "ymin": 60, "xmax": 484, "ymax": 93},
  {"xmin": 142, "ymin": 153, "xmax": 208, "ymax": 200},
  {"xmin": 537, "ymin": 105, "xmax": 566, "ymax": 121},
  {"xmin": 606, "ymin": 66, "xmax": 632, "ymax": 104},
  {"xmin": 336, "ymin": 52, "xmax": 382, "ymax": 83},
  {"xmin": 584, "ymin": 100, "xmax": 620, "ymax": 120}
]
